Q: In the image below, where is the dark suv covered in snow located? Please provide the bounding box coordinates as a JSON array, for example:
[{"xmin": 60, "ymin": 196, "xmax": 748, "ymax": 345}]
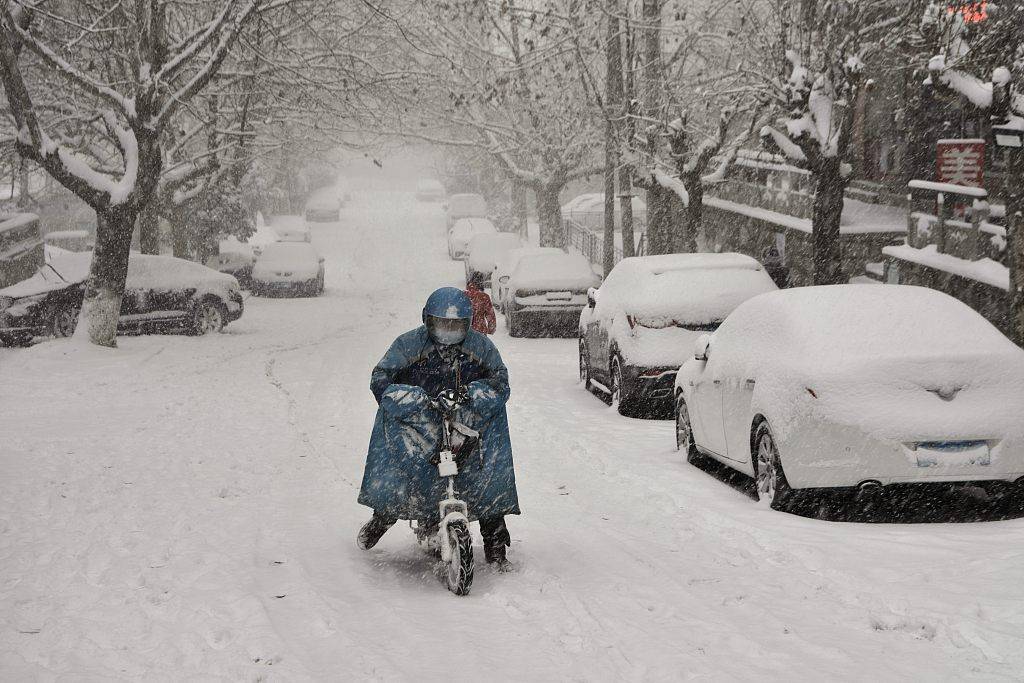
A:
[{"xmin": 0, "ymin": 253, "xmax": 244, "ymax": 346}]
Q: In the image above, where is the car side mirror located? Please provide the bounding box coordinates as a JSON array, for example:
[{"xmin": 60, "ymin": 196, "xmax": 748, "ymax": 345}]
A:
[
  {"xmin": 499, "ymin": 275, "xmax": 510, "ymax": 285},
  {"xmin": 587, "ymin": 287, "xmax": 598, "ymax": 309},
  {"xmin": 694, "ymin": 334, "xmax": 711, "ymax": 362}
]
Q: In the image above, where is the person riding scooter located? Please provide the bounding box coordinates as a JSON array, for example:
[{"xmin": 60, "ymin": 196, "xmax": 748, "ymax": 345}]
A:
[{"xmin": 356, "ymin": 287, "xmax": 520, "ymax": 570}]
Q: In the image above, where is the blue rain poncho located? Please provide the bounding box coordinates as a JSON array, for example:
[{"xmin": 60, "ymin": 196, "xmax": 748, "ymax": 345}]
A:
[{"xmin": 357, "ymin": 326, "xmax": 520, "ymax": 522}]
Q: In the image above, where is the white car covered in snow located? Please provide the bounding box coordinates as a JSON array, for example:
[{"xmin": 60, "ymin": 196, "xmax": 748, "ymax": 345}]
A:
[
  {"xmin": 447, "ymin": 217, "xmax": 497, "ymax": 260},
  {"xmin": 251, "ymin": 242, "xmax": 325, "ymax": 297},
  {"xmin": 464, "ymin": 232, "xmax": 522, "ymax": 287},
  {"xmin": 492, "ymin": 246, "xmax": 564, "ymax": 314},
  {"xmin": 674, "ymin": 285, "xmax": 1024, "ymax": 511},
  {"xmin": 580, "ymin": 253, "xmax": 777, "ymax": 417},
  {"xmin": 505, "ymin": 252, "xmax": 600, "ymax": 338},
  {"xmin": 269, "ymin": 215, "xmax": 312, "ymax": 243}
]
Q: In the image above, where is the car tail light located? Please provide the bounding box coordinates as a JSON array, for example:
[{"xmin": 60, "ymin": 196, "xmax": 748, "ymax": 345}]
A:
[{"xmin": 640, "ymin": 368, "xmax": 673, "ymax": 378}]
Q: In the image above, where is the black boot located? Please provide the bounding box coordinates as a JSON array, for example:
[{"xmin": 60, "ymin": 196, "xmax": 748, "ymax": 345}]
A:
[
  {"xmin": 357, "ymin": 511, "xmax": 396, "ymax": 550},
  {"xmin": 480, "ymin": 517, "xmax": 513, "ymax": 572}
]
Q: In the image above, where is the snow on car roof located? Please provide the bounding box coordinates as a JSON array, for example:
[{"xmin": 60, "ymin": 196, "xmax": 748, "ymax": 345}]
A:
[
  {"xmin": 511, "ymin": 252, "xmax": 598, "ymax": 290},
  {"xmin": 417, "ymin": 179, "xmax": 444, "ymax": 190},
  {"xmin": 269, "ymin": 214, "xmax": 306, "ymax": 229},
  {"xmin": 127, "ymin": 254, "xmax": 235, "ymax": 290},
  {"xmin": 726, "ymin": 285, "xmax": 1017, "ymax": 362},
  {"xmin": 630, "ymin": 252, "xmax": 763, "ymax": 275},
  {"xmin": 594, "ymin": 253, "xmax": 775, "ymax": 324}
]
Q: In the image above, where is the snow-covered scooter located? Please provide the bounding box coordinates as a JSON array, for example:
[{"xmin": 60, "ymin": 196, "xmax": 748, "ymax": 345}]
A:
[{"xmin": 416, "ymin": 387, "xmax": 480, "ymax": 596}]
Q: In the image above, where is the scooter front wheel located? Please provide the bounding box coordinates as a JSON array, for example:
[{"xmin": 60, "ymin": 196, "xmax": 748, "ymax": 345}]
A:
[{"xmin": 445, "ymin": 521, "xmax": 474, "ymax": 596}]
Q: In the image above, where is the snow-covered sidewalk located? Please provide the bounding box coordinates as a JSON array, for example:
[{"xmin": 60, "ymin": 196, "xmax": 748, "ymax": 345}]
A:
[{"xmin": 2, "ymin": 189, "xmax": 1024, "ymax": 679}]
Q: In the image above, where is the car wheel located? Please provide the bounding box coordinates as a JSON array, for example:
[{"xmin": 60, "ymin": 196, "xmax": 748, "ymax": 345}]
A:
[
  {"xmin": 675, "ymin": 395, "xmax": 704, "ymax": 464},
  {"xmin": 51, "ymin": 305, "xmax": 80, "ymax": 338},
  {"xmin": 610, "ymin": 356, "xmax": 636, "ymax": 417},
  {"xmin": 578, "ymin": 338, "xmax": 590, "ymax": 386},
  {"xmin": 753, "ymin": 421, "xmax": 795, "ymax": 511},
  {"xmin": 191, "ymin": 298, "xmax": 227, "ymax": 335}
]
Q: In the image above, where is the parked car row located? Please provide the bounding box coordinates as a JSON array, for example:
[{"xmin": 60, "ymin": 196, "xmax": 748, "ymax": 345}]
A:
[{"xmin": 0, "ymin": 251, "xmax": 244, "ymax": 346}]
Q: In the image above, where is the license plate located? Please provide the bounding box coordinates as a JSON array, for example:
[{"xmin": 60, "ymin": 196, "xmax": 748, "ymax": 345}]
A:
[
  {"xmin": 914, "ymin": 440, "xmax": 990, "ymax": 467},
  {"xmin": 547, "ymin": 291, "xmax": 572, "ymax": 301}
]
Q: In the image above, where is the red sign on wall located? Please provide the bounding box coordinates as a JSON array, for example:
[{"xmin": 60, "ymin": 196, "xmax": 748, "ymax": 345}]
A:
[{"xmin": 936, "ymin": 139, "xmax": 985, "ymax": 188}]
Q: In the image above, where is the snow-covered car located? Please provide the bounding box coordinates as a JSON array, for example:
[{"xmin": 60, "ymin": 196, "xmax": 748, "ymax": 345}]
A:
[
  {"xmin": 580, "ymin": 253, "xmax": 777, "ymax": 417},
  {"xmin": 505, "ymin": 252, "xmax": 600, "ymax": 338},
  {"xmin": 305, "ymin": 193, "xmax": 341, "ymax": 222},
  {"xmin": 251, "ymin": 242, "xmax": 325, "ymax": 297},
  {"xmin": 491, "ymin": 246, "xmax": 564, "ymax": 314},
  {"xmin": 0, "ymin": 252, "xmax": 244, "ymax": 346},
  {"xmin": 674, "ymin": 285, "xmax": 1024, "ymax": 511},
  {"xmin": 447, "ymin": 217, "xmax": 497, "ymax": 260},
  {"xmin": 205, "ymin": 237, "xmax": 256, "ymax": 288},
  {"xmin": 269, "ymin": 215, "xmax": 311, "ymax": 242},
  {"xmin": 464, "ymin": 232, "xmax": 522, "ymax": 287},
  {"xmin": 445, "ymin": 193, "xmax": 488, "ymax": 228},
  {"xmin": 415, "ymin": 178, "xmax": 445, "ymax": 201}
]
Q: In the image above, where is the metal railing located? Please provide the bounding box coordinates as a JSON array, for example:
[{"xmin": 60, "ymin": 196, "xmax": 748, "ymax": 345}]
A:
[{"xmin": 562, "ymin": 218, "xmax": 646, "ymax": 270}]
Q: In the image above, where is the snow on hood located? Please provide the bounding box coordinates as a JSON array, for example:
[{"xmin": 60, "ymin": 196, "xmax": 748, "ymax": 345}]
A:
[
  {"xmin": 1, "ymin": 251, "xmax": 91, "ymax": 299},
  {"xmin": 510, "ymin": 252, "xmax": 600, "ymax": 291}
]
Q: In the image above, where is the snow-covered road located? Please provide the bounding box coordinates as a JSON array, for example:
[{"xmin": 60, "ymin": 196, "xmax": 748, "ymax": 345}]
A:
[{"xmin": 3, "ymin": 188, "xmax": 1024, "ymax": 680}]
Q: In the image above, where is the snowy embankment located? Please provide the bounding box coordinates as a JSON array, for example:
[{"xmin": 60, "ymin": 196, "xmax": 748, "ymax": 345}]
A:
[{"xmin": 2, "ymin": 187, "xmax": 1024, "ymax": 679}]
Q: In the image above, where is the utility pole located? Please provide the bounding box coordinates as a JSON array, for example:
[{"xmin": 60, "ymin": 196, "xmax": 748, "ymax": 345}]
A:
[{"xmin": 603, "ymin": 0, "xmax": 623, "ymax": 277}]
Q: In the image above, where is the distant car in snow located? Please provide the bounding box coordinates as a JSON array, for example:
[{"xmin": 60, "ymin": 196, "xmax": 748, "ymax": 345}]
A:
[
  {"xmin": 446, "ymin": 193, "xmax": 488, "ymax": 228},
  {"xmin": 448, "ymin": 217, "xmax": 497, "ymax": 260},
  {"xmin": 251, "ymin": 242, "xmax": 325, "ymax": 297},
  {"xmin": 505, "ymin": 252, "xmax": 600, "ymax": 338},
  {"xmin": 492, "ymin": 246, "xmax": 564, "ymax": 314},
  {"xmin": 305, "ymin": 193, "xmax": 341, "ymax": 222},
  {"xmin": 0, "ymin": 252, "xmax": 244, "ymax": 346},
  {"xmin": 415, "ymin": 178, "xmax": 445, "ymax": 202},
  {"xmin": 269, "ymin": 215, "xmax": 312, "ymax": 242},
  {"xmin": 464, "ymin": 232, "xmax": 522, "ymax": 287},
  {"xmin": 580, "ymin": 253, "xmax": 777, "ymax": 417},
  {"xmin": 205, "ymin": 237, "xmax": 256, "ymax": 288},
  {"xmin": 674, "ymin": 285, "xmax": 1024, "ymax": 511}
]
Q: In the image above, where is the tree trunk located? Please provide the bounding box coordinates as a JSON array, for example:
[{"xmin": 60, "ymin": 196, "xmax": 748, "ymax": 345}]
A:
[
  {"xmin": 1008, "ymin": 149, "xmax": 1024, "ymax": 347},
  {"xmin": 603, "ymin": 0, "xmax": 623, "ymax": 276},
  {"xmin": 139, "ymin": 201, "xmax": 160, "ymax": 254},
  {"xmin": 170, "ymin": 208, "xmax": 189, "ymax": 258},
  {"xmin": 535, "ymin": 182, "xmax": 564, "ymax": 249},
  {"xmin": 812, "ymin": 157, "xmax": 847, "ymax": 285},
  {"xmin": 680, "ymin": 172, "xmax": 702, "ymax": 253},
  {"xmin": 619, "ymin": 169, "xmax": 635, "ymax": 258},
  {"xmin": 647, "ymin": 183, "xmax": 676, "ymax": 255},
  {"xmin": 74, "ymin": 208, "xmax": 136, "ymax": 347},
  {"xmin": 511, "ymin": 180, "xmax": 528, "ymax": 240}
]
